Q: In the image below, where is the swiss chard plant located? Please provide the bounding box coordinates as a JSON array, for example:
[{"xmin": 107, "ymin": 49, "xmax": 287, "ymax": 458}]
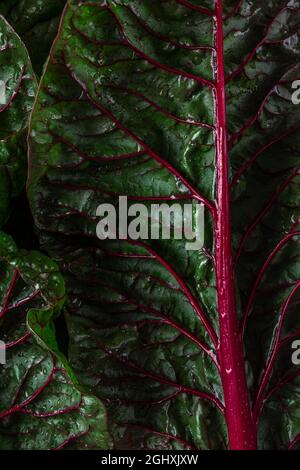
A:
[
  {"xmin": 1, "ymin": 0, "xmax": 300, "ymax": 450},
  {"xmin": 0, "ymin": 232, "xmax": 111, "ymax": 450}
]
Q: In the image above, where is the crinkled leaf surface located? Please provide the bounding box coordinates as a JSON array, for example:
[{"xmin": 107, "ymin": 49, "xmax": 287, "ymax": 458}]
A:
[
  {"xmin": 0, "ymin": 232, "xmax": 111, "ymax": 450},
  {"xmin": 0, "ymin": 15, "xmax": 36, "ymax": 227},
  {"xmin": 28, "ymin": 0, "xmax": 300, "ymax": 450},
  {"xmin": 0, "ymin": 0, "xmax": 66, "ymax": 75}
]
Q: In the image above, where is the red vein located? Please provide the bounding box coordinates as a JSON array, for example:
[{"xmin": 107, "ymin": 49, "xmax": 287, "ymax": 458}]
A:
[
  {"xmin": 225, "ymin": 38, "xmax": 265, "ymax": 84},
  {"xmin": 225, "ymin": 1, "xmax": 293, "ymax": 83},
  {"xmin": 71, "ymin": 13, "xmax": 214, "ymax": 89},
  {"xmin": 5, "ymin": 332, "xmax": 32, "ymax": 349},
  {"xmin": 7, "ymin": 290, "xmax": 40, "ymax": 312},
  {"xmin": 279, "ymin": 326, "xmax": 300, "ymax": 349},
  {"xmin": 117, "ymin": 422, "xmax": 196, "ymax": 450},
  {"xmin": 102, "ymin": 84, "xmax": 215, "ymax": 130},
  {"xmin": 253, "ymin": 280, "xmax": 300, "ymax": 422},
  {"xmin": 229, "ymin": 72, "xmax": 299, "ymax": 148},
  {"xmin": 288, "ymin": 433, "xmax": 300, "ymax": 450},
  {"xmin": 176, "ymin": 0, "xmax": 215, "ymax": 16},
  {"xmin": 127, "ymin": 239, "xmax": 219, "ymax": 348},
  {"xmin": 104, "ymin": 4, "xmax": 215, "ymax": 89},
  {"xmin": 224, "ymin": 0, "xmax": 243, "ymax": 21},
  {"xmin": 60, "ymin": 230, "xmax": 219, "ymax": 355},
  {"xmin": 64, "ymin": 59, "xmax": 216, "ymax": 215},
  {"xmin": 0, "ymin": 270, "xmax": 19, "ymax": 319},
  {"xmin": 241, "ymin": 231, "xmax": 300, "ymax": 336},
  {"xmin": 48, "ymin": 128, "xmax": 147, "ymax": 163},
  {"xmin": 22, "ymin": 401, "xmax": 81, "ymax": 418},
  {"xmin": 135, "ymin": 302, "xmax": 219, "ymax": 367},
  {"xmin": 0, "ymin": 361, "xmax": 56, "ymax": 420},
  {"xmin": 100, "ymin": 265, "xmax": 181, "ymax": 293},
  {"xmin": 95, "ymin": 339, "xmax": 224, "ymax": 413},
  {"xmin": 264, "ymin": 369, "xmax": 300, "ymax": 406},
  {"xmin": 47, "ymin": 178, "xmax": 194, "ymax": 202},
  {"xmin": 122, "ymin": 3, "xmax": 215, "ymax": 51},
  {"xmin": 53, "ymin": 430, "xmax": 89, "ymax": 450},
  {"xmin": 234, "ymin": 166, "xmax": 300, "ymax": 264},
  {"xmin": 228, "ymin": 93, "xmax": 270, "ymax": 149},
  {"xmin": 231, "ymin": 127, "xmax": 300, "ymax": 187},
  {"xmin": 109, "ymin": 390, "xmax": 182, "ymax": 407}
]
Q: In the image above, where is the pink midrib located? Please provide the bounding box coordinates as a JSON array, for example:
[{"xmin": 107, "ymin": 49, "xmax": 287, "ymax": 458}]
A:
[{"xmin": 214, "ymin": 1, "xmax": 257, "ymax": 450}]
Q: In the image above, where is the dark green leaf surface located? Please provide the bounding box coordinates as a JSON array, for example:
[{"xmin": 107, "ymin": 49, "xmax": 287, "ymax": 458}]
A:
[
  {"xmin": 0, "ymin": 0, "xmax": 66, "ymax": 75},
  {"xmin": 0, "ymin": 232, "xmax": 111, "ymax": 450},
  {"xmin": 27, "ymin": 0, "xmax": 300, "ymax": 449},
  {"xmin": 0, "ymin": 15, "xmax": 36, "ymax": 227}
]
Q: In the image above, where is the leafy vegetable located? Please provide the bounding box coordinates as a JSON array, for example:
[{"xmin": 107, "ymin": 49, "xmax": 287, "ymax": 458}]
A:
[
  {"xmin": 0, "ymin": 0, "xmax": 66, "ymax": 75},
  {"xmin": 26, "ymin": 0, "xmax": 300, "ymax": 450},
  {"xmin": 0, "ymin": 15, "xmax": 36, "ymax": 228},
  {"xmin": 0, "ymin": 231, "xmax": 111, "ymax": 450}
]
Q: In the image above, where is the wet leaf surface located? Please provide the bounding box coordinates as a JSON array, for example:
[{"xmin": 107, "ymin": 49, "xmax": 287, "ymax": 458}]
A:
[{"xmin": 27, "ymin": 0, "xmax": 300, "ymax": 449}]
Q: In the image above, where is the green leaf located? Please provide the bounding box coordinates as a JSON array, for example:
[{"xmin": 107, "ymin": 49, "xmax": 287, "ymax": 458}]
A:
[
  {"xmin": 0, "ymin": 0, "xmax": 66, "ymax": 75},
  {"xmin": 0, "ymin": 15, "xmax": 37, "ymax": 227},
  {"xmin": 0, "ymin": 231, "xmax": 112, "ymax": 450},
  {"xmin": 27, "ymin": 0, "xmax": 300, "ymax": 450}
]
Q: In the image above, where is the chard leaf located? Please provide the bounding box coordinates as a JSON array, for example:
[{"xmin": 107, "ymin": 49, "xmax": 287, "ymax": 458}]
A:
[
  {"xmin": 0, "ymin": 0, "xmax": 66, "ymax": 75},
  {"xmin": 0, "ymin": 15, "xmax": 36, "ymax": 227},
  {"xmin": 27, "ymin": 0, "xmax": 300, "ymax": 450},
  {"xmin": 0, "ymin": 231, "xmax": 111, "ymax": 450}
]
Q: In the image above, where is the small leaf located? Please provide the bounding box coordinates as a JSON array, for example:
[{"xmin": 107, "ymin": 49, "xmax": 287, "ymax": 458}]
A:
[
  {"xmin": 0, "ymin": 0, "xmax": 66, "ymax": 75},
  {"xmin": 0, "ymin": 232, "xmax": 112, "ymax": 450},
  {"xmin": 0, "ymin": 15, "xmax": 37, "ymax": 227}
]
